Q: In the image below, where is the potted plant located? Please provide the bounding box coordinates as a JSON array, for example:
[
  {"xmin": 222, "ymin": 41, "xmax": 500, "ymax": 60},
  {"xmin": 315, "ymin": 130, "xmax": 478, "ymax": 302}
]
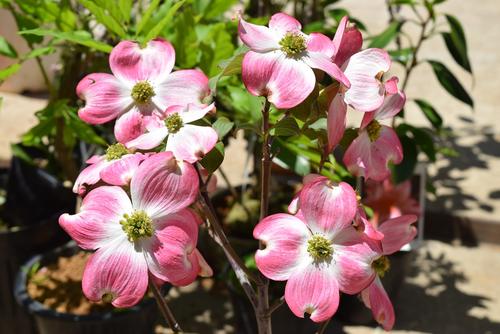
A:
[
  {"xmin": 14, "ymin": 242, "xmax": 158, "ymax": 334},
  {"xmin": 3, "ymin": 0, "xmax": 473, "ymax": 333},
  {"xmin": 0, "ymin": 1, "xmax": 111, "ymax": 332}
]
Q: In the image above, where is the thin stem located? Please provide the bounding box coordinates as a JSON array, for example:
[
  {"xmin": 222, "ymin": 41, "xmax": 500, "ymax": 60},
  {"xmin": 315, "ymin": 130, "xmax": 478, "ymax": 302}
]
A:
[
  {"xmin": 392, "ymin": 8, "xmax": 431, "ymax": 127},
  {"xmin": 256, "ymin": 284, "xmax": 272, "ymax": 334},
  {"xmin": 259, "ymin": 99, "xmax": 272, "ymax": 221},
  {"xmin": 386, "ymin": 0, "xmax": 402, "ymax": 50},
  {"xmin": 316, "ymin": 317, "xmax": 332, "ymax": 334},
  {"xmin": 149, "ymin": 279, "xmax": 182, "ymax": 333},
  {"xmin": 197, "ymin": 190, "xmax": 262, "ymax": 286},
  {"xmin": 402, "ymin": 14, "xmax": 431, "ymax": 91},
  {"xmin": 269, "ymin": 295, "xmax": 285, "ymax": 314},
  {"xmin": 256, "ymin": 99, "xmax": 272, "ymax": 334},
  {"xmin": 34, "ymin": 55, "xmax": 56, "ymax": 98}
]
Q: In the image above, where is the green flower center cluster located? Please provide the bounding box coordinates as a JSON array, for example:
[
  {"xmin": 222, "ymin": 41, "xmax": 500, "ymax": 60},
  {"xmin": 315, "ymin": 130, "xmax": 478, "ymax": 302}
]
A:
[
  {"xmin": 366, "ymin": 120, "xmax": 382, "ymax": 142},
  {"xmin": 372, "ymin": 255, "xmax": 390, "ymax": 277},
  {"xmin": 279, "ymin": 32, "xmax": 306, "ymax": 57},
  {"xmin": 307, "ymin": 234, "xmax": 333, "ymax": 261},
  {"xmin": 120, "ymin": 210, "xmax": 153, "ymax": 242},
  {"xmin": 131, "ymin": 81, "xmax": 155, "ymax": 104},
  {"xmin": 164, "ymin": 113, "xmax": 184, "ymax": 133},
  {"xmin": 105, "ymin": 143, "xmax": 130, "ymax": 161},
  {"xmin": 101, "ymin": 292, "xmax": 114, "ymax": 303}
]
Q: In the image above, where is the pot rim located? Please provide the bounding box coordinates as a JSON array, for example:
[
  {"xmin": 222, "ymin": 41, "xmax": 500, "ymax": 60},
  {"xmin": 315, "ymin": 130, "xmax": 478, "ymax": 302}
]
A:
[
  {"xmin": 14, "ymin": 241, "xmax": 156, "ymax": 322},
  {"xmin": 0, "ymin": 210, "xmax": 66, "ymax": 237}
]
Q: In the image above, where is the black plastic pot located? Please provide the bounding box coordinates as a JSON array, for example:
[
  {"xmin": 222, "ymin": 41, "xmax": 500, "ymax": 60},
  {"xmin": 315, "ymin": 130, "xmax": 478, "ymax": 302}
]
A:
[
  {"xmin": 15, "ymin": 243, "xmax": 158, "ymax": 334},
  {"xmin": 229, "ymin": 287, "xmax": 320, "ymax": 334},
  {"xmin": 0, "ymin": 153, "xmax": 75, "ymax": 334}
]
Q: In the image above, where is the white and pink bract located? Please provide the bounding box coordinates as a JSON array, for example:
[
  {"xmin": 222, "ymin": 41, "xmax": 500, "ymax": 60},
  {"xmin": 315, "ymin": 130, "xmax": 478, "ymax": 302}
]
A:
[{"xmin": 60, "ymin": 12, "xmax": 415, "ymax": 332}]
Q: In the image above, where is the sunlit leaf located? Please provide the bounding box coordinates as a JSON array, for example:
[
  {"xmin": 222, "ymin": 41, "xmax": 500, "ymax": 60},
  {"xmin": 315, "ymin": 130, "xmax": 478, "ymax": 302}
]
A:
[
  {"xmin": 427, "ymin": 60, "xmax": 473, "ymax": 107},
  {"xmin": 414, "ymin": 99, "xmax": 443, "ymax": 129}
]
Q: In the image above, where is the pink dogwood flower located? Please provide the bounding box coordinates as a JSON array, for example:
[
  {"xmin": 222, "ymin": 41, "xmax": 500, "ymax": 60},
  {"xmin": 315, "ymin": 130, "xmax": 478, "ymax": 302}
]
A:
[
  {"xmin": 73, "ymin": 143, "xmax": 145, "ymax": 195},
  {"xmin": 60, "ymin": 152, "xmax": 212, "ymax": 307},
  {"xmin": 76, "ymin": 38, "xmax": 210, "ymax": 144},
  {"xmin": 360, "ymin": 214, "xmax": 418, "ymax": 330},
  {"xmin": 125, "ymin": 103, "xmax": 218, "ymax": 163},
  {"xmin": 327, "ymin": 17, "xmax": 398, "ymax": 150},
  {"xmin": 239, "ymin": 12, "xmax": 350, "ymax": 109},
  {"xmin": 254, "ymin": 176, "xmax": 375, "ymax": 322},
  {"xmin": 364, "ymin": 179, "xmax": 421, "ymax": 227},
  {"xmin": 343, "ymin": 81, "xmax": 405, "ymax": 181}
]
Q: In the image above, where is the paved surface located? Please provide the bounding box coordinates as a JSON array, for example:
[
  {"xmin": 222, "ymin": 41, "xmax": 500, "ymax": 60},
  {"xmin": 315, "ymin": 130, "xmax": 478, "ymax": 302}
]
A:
[
  {"xmin": 0, "ymin": 92, "xmax": 43, "ymax": 167},
  {"xmin": 158, "ymin": 240, "xmax": 500, "ymax": 334},
  {"xmin": 1, "ymin": 0, "xmax": 500, "ymax": 224}
]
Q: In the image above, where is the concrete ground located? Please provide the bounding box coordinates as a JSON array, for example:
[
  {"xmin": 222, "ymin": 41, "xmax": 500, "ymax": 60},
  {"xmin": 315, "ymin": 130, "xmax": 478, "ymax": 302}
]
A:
[
  {"xmin": 157, "ymin": 240, "xmax": 500, "ymax": 334},
  {"xmin": 1, "ymin": 0, "xmax": 499, "ymax": 224}
]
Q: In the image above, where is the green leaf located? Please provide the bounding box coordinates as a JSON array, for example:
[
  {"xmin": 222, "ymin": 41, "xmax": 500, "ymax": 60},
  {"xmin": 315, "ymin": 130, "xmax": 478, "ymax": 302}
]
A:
[
  {"xmin": 391, "ymin": 134, "xmax": 418, "ymax": 183},
  {"xmin": 19, "ymin": 29, "xmax": 113, "ymax": 53},
  {"xmin": 64, "ymin": 113, "xmax": 108, "ymax": 146},
  {"xmin": 224, "ymin": 86, "xmax": 262, "ymax": 121},
  {"xmin": 442, "ymin": 14, "xmax": 472, "ymax": 73},
  {"xmin": 200, "ymin": 142, "xmax": 224, "ymax": 173},
  {"xmin": 144, "ymin": 0, "xmax": 185, "ymax": 44},
  {"xmin": 424, "ymin": 0, "xmax": 436, "ymax": 21},
  {"xmin": 438, "ymin": 146, "xmax": 459, "ymax": 157},
  {"xmin": 272, "ymin": 117, "xmax": 300, "ymax": 137},
  {"xmin": 203, "ymin": 0, "xmax": 237, "ymax": 20},
  {"xmin": 169, "ymin": 6, "xmax": 198, "ymax": 69},
  {"xmin": 274, "ymin": 139, "xmax": 311, "ymax": 176},
  {"xmin": 208, "ymin": 46, "xmax": 248, "ymax": 93},
  {"xmin": 368, "ymin": 21, "xmax": 402, "ymax": 48},
  {"xmin": 79, "ymin": 0, "xmax": 127, "ymax": 37},
  {"xmin": 23, "ymin": 46, "xmax": 56, "ymax": 60},
  {"xmin": 11, "ymin": 12, "xmax": 43, "ymax": 44},
  {"xmin": 212, "ymin": 117, "xmax": 234, "ymax": 140},
  {"xmin": 328, "ymin": 8, "xmax": 367, "ymax": 31},
  {"xmin": 136, "ymin": 0, "xmax": 161, "ymax": 35},
  {"xmin": 388, "ymin": 48, "xmax": 413, "ymax": 65},
  {"xmin": 0, "ymin": 63, "xmax": 21, "ymax": 81},
  {"xmin": 119, "ymin": 0, "xmax": 133, "ymax": 23},
  {"xmin": 0, "ymin": 36, "xmax": 18, "ymax": 58},
  {"xmin": 339, "ymin": 128, "xmax": 359, "ymax": 150},
  {"xmin": 10, "ymin": 143, "xmax": 35, "ymax": 165},
  {"xmin": 199, "ymin": 23, "xmax": 235, "ymax": 77},
  {"xmin": 303, "ymin": 21, "xmax": 327, "ymax": 34},
  {"xmin": 427, "ymin": 60, "xmax": 473, "ymax": 107},
  {"xmin": 414, "ymin": 99, "xmax": 443, "ymax": 129},
  {"xmin": 398, "ymin": 123, "xmax": 437, "ymax": 161}
]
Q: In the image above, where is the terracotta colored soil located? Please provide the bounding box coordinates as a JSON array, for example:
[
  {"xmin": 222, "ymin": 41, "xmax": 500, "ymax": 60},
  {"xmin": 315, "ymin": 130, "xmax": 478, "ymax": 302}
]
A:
[{"xmin": 27, "ymin": 251, "xmax": 114, "ymax": 315}]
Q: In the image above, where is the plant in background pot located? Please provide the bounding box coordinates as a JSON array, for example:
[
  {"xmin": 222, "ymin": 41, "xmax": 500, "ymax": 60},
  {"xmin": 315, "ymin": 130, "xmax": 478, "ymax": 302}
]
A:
[
  {"xmin": 0, "ymin": 1, "xmax": 113, "ymax": 332},
  {"xmin": 14, "ymin": 243, "xmax": 159, "ymax": 334}
]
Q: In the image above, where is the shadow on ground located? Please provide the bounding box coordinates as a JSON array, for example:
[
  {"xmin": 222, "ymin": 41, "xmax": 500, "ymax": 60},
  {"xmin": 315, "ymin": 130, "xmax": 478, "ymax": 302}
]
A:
[
  {"xmin": 390, "ymin": 249, "xmax": 499, "ymax": 334},
  {"xmin": 157, "ymin": 244, "xmax": 500, "ymax": 334},
  {"xmin": 430, "ymin": 125, "xmax": 500, "ymax": 218}
]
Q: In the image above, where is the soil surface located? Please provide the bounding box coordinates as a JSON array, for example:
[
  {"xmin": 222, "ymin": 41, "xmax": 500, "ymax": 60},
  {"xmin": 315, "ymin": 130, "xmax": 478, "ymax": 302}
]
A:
[{"xmin": 27, "ymin": 251, "xmax": 114, "ymax": 315}]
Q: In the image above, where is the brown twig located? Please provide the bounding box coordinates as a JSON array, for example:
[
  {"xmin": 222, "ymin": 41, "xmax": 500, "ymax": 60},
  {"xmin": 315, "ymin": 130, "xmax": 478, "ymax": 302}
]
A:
[
  {"xmin": 269, "ymin": 295, "xmax": 285, "ymax": 314},
  {"xmin": 316, "ymin": 317, "xmax": 332, "ymax": 334},
  {"xmin": 149, "ymin": 278, "xmax": 182, "ymax": 333},
  {"xmin": 259, "ymin": 99, "xmax": 272, "ymax": 222}
]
